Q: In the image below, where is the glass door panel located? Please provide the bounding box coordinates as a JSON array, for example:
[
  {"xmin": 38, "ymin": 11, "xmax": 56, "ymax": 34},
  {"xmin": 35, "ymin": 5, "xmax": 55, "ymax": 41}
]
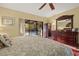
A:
[
  {"xmin": 25, "ymin": 22, "xmax": 29, "ymax": 35},
  {"xmin": 29, "ymin": 21, "xmax": 37, "ymax": 36},
  {"xmin": 37, "ymin": 22, "xmax": 43, "ymax": 36}
]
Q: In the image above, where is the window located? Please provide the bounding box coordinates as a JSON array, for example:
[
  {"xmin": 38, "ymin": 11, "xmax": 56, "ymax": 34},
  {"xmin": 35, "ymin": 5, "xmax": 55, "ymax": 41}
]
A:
[{"xmin": 2, "ymin": 16, "xmax": 15, "ymax": 25}]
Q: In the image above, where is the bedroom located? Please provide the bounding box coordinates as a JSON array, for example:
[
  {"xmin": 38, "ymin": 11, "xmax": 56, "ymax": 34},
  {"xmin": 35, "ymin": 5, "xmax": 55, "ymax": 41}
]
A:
[{"xmin": 0, "ymin": 3, "xmax": 79, "ymax": 56}]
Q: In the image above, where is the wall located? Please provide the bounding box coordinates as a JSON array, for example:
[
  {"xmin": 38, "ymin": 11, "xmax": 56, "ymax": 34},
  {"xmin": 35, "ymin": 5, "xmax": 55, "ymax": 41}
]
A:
[
  {"xmin": 0, "ymin": 7, "xmax": 48, "ymax": 37},
  {"xmin": 1, "ymin": 6, "xmax": 79, "ymax": 39}
]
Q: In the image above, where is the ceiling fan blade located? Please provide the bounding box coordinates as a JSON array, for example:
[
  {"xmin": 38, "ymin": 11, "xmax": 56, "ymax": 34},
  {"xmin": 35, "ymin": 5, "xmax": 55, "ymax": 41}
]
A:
[
  {"xmin": 39, "ymin": 3, "xmax": 46, "ymax": 10},
  {"xmin": 49, "ymin": 3, "xmax": 55, "ymax": 10}
]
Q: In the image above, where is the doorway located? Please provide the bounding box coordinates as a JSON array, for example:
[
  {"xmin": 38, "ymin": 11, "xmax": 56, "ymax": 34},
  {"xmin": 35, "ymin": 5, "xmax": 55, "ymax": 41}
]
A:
[{"xmin": 25, "ymin": 20, "xmax": 43, "ymax": 36}]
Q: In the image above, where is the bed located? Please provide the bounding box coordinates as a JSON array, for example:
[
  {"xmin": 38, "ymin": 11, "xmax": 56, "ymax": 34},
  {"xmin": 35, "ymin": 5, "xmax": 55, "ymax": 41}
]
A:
[{"xmin": 0, "ymin": 35, "xmax": 73, "ymax": 56}]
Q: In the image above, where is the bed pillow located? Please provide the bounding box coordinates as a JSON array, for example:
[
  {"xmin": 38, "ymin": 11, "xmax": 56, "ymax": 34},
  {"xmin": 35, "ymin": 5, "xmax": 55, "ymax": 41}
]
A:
[
  {"xmin": 0, "ymin": 40, "xmax": 5, "ymax": 49},
  {"xmin": 0, "ymin": 35, "xmax": 6, "ymax": 48},
  {"xmin": 0, "ymin": 34, "xmax": 12, "ymax": 47}
]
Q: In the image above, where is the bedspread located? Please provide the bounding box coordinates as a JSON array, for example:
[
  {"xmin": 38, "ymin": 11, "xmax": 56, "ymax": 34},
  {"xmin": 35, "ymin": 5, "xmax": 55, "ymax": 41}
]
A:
[{"xmin": 0, "ymin": 36, "xmax": 73, "ymax": 56}]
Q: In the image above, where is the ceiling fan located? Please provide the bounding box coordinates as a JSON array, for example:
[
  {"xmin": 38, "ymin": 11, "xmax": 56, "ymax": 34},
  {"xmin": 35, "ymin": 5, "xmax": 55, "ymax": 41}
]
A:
[{"xmin": 39, "ymin": 3, "xmax": 55, "ymax": 10}]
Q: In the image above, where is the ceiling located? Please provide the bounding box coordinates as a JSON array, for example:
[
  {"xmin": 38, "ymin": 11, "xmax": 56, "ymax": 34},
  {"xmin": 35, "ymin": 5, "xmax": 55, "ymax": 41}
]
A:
[{"xmin": 0, "ymin": 3, "xmax": 79, "ymax": 17}]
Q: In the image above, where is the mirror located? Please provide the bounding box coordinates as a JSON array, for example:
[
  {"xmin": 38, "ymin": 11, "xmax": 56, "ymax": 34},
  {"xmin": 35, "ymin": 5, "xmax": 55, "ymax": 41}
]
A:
[{"xmin": 57, "ymin": 19, "xmax": 71, "ymax": 30}]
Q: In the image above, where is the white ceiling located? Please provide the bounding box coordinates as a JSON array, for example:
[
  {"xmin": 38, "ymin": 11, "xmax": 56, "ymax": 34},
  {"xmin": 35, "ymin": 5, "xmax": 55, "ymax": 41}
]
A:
[{"xmin": 0, "ymin": 3, "xmax": 79, "ymax": 17}]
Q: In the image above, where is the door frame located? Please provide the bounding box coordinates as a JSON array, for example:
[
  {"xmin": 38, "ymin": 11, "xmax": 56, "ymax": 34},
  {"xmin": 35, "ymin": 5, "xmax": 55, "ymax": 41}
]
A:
[{"xmin": 19, "ymin": 19, "xmax": 43, "ymax": 36}]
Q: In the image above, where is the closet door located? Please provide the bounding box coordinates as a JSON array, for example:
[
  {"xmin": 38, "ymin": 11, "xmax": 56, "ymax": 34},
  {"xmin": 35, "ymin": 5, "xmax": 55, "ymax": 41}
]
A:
[{"xmin": 43, "ymin": 23, "xmax": 51, "ymax": 38}]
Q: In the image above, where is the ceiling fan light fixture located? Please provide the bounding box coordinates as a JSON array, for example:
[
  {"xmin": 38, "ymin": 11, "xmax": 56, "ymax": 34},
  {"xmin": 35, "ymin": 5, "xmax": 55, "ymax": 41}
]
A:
[{"xmin": 39, "ymin": 3, "xmax": 55, "ymax": 10}]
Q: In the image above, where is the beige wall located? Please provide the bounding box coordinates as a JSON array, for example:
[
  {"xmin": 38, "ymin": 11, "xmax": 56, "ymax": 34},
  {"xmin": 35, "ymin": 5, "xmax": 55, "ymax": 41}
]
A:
[
  {"xmin": 48, "ymin": 7, "xmax": 79, "ymax": 31},
  {"xmin": 0, "ymin": 6, "xmax": 79, "ymax": 38},
  {"xmin": 0, "ymin": 7, "xmax": 48, "ymax": 37}
]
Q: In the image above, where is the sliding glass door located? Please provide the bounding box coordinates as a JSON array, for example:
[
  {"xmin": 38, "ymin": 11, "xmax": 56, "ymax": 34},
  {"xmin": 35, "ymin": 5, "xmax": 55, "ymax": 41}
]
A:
[{"xmin": 25, "ymin": 20, "xmax": 43, "ymax": 36}]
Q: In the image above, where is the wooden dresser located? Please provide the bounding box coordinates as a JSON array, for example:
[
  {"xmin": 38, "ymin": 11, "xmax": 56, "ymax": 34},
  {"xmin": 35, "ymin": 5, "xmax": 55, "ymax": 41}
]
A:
[{"xmin": 52, "ymin": 29, "xmax": 78, "ymax": 47}]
